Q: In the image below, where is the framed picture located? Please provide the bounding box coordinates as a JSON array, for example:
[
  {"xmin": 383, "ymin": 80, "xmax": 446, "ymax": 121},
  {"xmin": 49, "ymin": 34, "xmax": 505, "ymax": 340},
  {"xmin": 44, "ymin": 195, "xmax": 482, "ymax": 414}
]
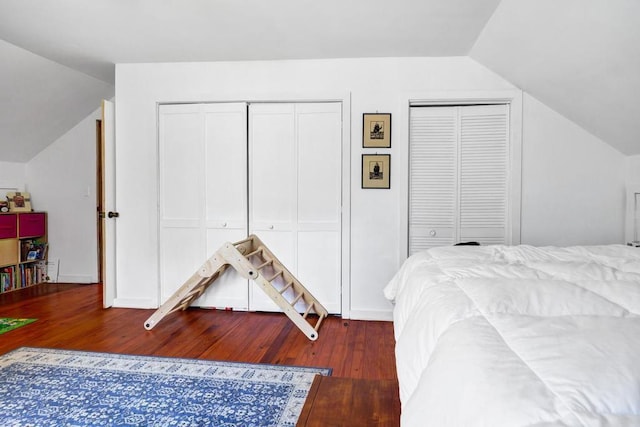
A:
[
  {"xmin": 362, "ymin": 113, "xmax": 391, "ymax": 148},
  {"xmin": 362, "ymin": 154, "xmax": 391, "ymax": 189},
  {"xmin": 7, "ymin": 192, "xmax": 32, "ymax": 212}
]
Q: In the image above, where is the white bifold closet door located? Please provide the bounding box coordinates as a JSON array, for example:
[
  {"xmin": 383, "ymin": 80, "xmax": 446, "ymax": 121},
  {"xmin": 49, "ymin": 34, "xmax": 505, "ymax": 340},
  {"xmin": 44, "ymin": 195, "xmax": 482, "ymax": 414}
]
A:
[
  {"xmin": 249, "ymin": 103, "xmax": 342, "ymax": 314},
  {"xmin": 409, "ymin": 104, "xmax": 509, "ymax": 255},
  {"xmin": 158, "ymin": 103, "xmax": 249, "ymax": 309},
  {"xmin": 158, "ymin": 102, "xmax": 342, "ymax": 314}
]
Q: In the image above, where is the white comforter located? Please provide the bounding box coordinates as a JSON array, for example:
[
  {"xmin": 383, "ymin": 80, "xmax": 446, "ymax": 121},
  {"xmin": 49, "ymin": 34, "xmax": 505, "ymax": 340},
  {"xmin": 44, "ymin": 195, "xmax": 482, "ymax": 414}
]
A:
[{"xmin": 384, "ymin": 245, "xmax": 640, "ymax": 426}]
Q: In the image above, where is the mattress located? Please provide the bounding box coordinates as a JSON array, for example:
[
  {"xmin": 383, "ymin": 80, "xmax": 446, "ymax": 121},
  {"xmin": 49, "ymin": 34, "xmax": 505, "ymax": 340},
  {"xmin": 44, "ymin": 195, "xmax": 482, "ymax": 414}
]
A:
[{"xmin": 384, "ymin": 244, "xmax": 640, "ymax": 426}]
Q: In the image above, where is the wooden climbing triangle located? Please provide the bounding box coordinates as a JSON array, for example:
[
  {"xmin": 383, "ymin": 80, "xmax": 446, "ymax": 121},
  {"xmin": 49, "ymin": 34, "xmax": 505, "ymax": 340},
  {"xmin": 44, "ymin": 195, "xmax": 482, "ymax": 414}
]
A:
[{"xmin": 143, "ymin": 234, "xmax": 328, "ymax": 341}]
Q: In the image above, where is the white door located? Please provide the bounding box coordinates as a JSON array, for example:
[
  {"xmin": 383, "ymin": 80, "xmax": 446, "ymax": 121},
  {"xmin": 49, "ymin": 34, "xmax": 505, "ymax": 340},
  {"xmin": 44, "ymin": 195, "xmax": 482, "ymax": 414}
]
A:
[
  {"xmin": 458, "ymin": 105, "xmax": 509, "ymax": 244},
  {"xmin": 249, "ymin": 103, "xmax": 342, "ymax": 314},
  {"xmin": 409, "ymin": 106, "xmax": 457, "ymax": 252},
  {"xmin": 158, "ymin": 103, "xmax": 248, "ymax": 309},
  {"xmin": 101, "ymin": 99, "xmax": 116, "ymax": 308},
  {"xmin": 409, "ymin": 104, "xmax": 510, "ymax": 254},
  {"xmin": 201, "ymin": 103, "xmax": 248, "ymax": 308}
]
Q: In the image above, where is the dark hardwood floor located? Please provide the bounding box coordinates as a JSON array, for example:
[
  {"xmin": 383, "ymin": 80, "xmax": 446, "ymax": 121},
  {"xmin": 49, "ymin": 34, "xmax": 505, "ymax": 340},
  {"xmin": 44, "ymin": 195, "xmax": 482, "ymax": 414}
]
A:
[{"xmin": 0, "ymin": 283, "xmax": 398, "ymax": 382}]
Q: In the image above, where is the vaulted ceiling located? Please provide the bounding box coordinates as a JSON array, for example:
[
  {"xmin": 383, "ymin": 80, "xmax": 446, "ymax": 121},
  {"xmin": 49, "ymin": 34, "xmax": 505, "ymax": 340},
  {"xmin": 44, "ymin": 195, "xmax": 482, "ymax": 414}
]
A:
[{"xmin": 0, "ymin": 0, "xmax": 638, "ymax": 162}]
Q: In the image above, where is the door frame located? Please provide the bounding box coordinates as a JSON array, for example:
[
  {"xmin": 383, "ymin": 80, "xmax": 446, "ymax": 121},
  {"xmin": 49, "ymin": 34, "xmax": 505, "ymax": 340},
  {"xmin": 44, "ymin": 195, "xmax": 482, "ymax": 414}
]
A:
[
  {"xmin": 100, "ymin": 99, "xmax": 116, "ymax": 308},
  {"xmin": 155, "ymin": 93, "xmax": 352, "ymax": 318},
  {"xmin": 96, "ymin": 119, "xmax": 104, "ymax": 285},
  {"xmin": 397, "ymin": 89, "xmax": 523, "ymax": 263}
]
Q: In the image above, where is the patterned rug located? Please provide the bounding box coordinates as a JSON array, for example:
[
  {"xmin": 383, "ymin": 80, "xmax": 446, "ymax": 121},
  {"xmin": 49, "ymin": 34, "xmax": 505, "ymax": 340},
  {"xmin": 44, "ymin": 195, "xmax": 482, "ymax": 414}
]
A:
[
  {"xmin": 0, "ymin": 347, "xmax": 331, "ymax": 426},
  {"xmin": 0, "ymin": 317, "xmax": 36, "ymax": 335}
]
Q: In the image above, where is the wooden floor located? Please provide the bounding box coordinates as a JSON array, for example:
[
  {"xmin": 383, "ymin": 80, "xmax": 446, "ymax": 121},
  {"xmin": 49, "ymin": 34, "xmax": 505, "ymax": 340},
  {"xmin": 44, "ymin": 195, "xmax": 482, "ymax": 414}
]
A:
[{"xmin": 0, "ymin": 283, "xmax": 398, "ymax": 382}]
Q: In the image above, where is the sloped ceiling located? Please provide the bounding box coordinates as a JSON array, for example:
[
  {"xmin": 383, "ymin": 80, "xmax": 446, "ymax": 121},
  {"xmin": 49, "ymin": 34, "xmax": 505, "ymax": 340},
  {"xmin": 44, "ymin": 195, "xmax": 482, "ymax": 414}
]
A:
[
  {"xmin": 0, "ymin": 40, "xmax": 114, "ymax": 162},
  {"xmin": 470, "ymin": 0, "xmax": 640, "ymax": 156},
  {"xmin": 0, "ymin": 0, "xmax": 638, "ymax": 162}
]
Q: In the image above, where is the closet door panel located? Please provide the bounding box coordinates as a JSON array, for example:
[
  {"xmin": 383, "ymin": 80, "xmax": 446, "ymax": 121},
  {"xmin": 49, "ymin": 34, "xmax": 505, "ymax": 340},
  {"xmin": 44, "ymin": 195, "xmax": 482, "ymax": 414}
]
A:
[
  {"xmin": 297, "ymin": 103, "xmax": 342, "ymax": 226},
  {"xmin": 159, "ymin": 103, "xmax": 248, "ymax": 308},
  {"xmin": 159, "ymin": 105, "xmax": 204, "ymax": 306},
  {"xmin": 296, "ymin": 103, "xmax": 342, "ymax": 314},
  {"xmin": 159, "ymin": 105, "xmax": 202, "ymax": 223},
  {"xmin": 249, "ymin": 104, "xmax": 295, "ymax": 230},
  {"xmin": 159, "ymin": 228, "xmax": 202, "ymax": 302},
  {"xmin": 249, "ymin": 104, "xmax": 296, "ymax": 312},
  {"xmin": 459, "ymin": 104, "xmax": 508, "ymax": 244},
  {"xmin": 204, "ymin": 104, "xmax": 248, "ymax": 230},
  {"xmin": 196, "ymin": 103, "xmax": 249, "ymax": 308},
  {"xmin": 249, "ymin": 102, "xmax": 342, "ymax": 314},
  {"xmin": 297, "ymin": 231, "xmax": 341, "ymax": 313},
  {"xmin": 409, "ymin": 106, "xmax": 458, "ymax": 254}
]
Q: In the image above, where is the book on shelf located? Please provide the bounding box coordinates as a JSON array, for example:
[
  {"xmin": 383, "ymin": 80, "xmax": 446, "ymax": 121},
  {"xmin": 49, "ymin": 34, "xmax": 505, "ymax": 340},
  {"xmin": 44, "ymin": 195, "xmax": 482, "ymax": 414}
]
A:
[
  {"xmin": 1, "ymin": 266, "xmax": 15, "ymax": 292},
  {"xmin": 18, "ymin": 262, "xmax": 45, "ymax": 287}
]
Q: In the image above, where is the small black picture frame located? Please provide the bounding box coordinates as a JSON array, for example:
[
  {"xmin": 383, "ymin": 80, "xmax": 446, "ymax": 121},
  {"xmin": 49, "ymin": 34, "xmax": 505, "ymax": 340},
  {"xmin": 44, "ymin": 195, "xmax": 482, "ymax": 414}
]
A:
[
  {"xmin": 362, "ymin": 113, "xmax": 391, "ymax": 148},
  {"xmin": 362, "ymin": 154, "xmax": 391, "ymax": 189}
]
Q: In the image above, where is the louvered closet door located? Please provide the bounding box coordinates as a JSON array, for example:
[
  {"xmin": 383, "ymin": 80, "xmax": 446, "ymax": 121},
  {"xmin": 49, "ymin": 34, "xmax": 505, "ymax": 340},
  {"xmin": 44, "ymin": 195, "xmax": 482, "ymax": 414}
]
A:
[
  {"xmin": 409, "ymin": 107, "xmax": 458, "ymax": 253},
  {"xmin": 249, "ymin": 103, "xmax": 342, "ymax": 314},
  {"xmin": 459, "ymin": 105, "xmax": 509, "ymax": 245},
  {"xmin": 158, "ymin": 103, "xmax": 248, "ymax": 309},
  {"xmin": 409, "ymin": 104, "xmax": 509, "ymax": 255}
]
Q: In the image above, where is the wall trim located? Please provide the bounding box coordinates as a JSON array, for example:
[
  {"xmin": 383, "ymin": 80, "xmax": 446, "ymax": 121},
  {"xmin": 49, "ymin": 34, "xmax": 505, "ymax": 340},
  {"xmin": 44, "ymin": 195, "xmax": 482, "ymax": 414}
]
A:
[
  {"xmin": 57, "ymin": 274, "xmax": 95, "ymax": 284},
  {"xmin": 113, "ymin": 297, "xmax": 157, "ymax": 309},
  {"xmin": 348, "ymin": 309, "xmax": 393, "ymax": 322}
]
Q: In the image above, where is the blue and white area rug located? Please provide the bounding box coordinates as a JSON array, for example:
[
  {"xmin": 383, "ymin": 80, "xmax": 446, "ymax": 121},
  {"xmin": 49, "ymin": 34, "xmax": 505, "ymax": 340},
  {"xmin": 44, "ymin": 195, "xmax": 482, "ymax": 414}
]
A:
[{"xmin": 0, "ymin": 347, "xmax": 331, "ymax": 427}]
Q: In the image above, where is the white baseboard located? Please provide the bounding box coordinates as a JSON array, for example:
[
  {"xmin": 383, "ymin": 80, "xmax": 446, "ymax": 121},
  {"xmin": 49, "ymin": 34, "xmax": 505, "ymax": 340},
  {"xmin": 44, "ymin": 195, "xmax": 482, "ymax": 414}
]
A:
[
  {"xmin": 57, "ymin": 274, "xmax": 94, "ymax": 284},
  {"xmin": 347, "ymin": 309, "xmax": 394, "ymax": 322},
  {"xmin": 113, "ymin": 298, "xmax": 157, "ymax": 309}
]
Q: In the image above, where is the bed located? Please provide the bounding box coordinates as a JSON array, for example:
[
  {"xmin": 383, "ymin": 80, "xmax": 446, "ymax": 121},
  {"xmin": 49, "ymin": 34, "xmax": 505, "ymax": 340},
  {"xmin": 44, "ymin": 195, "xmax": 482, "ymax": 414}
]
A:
[{"xmin": 384, "ymin": 244, "xmax": 640, "ymax": 426}]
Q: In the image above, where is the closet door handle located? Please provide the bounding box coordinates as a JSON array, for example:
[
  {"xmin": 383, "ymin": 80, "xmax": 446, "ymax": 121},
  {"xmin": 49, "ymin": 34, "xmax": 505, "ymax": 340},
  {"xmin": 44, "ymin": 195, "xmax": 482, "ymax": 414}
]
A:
[{"xmin": 108, "ymin": 211, "xmax": 120, "ymax": 219}]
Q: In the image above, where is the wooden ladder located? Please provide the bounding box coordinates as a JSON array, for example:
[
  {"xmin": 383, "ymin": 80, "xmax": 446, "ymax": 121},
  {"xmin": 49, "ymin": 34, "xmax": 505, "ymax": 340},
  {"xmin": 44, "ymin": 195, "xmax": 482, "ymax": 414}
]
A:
[{"xmin": 143, "ymin": 234, "xmax": 328, "ymax": 341}]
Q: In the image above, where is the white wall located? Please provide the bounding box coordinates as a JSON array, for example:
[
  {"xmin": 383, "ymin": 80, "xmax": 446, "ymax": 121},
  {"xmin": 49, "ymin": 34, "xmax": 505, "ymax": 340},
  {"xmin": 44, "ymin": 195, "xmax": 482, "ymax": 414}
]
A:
[
  {"xmin": 627, "ymin": 155, "xmax": 640, "ymax": 184},
  {"xmin": 0, "ymin": 161, "xmax": 26, "ymax": 190},
  {"xmin": 114, "ymin": 56, "xmax": 627, "ymax": 319},
  {"xmin": 520, "ymin": 94, "xmax": 626, "ymax": 246},
  {"xmin": 26, "ymin": 107, "xmax": 100, "ymax": 283}
]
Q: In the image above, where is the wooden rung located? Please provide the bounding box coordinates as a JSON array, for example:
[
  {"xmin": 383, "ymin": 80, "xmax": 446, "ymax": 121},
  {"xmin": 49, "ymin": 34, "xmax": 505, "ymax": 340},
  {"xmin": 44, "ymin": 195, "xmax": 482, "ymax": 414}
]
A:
[
  {"xmin": 266, "ymin": 270, "xmax": 283, "ymax": 282},
  {"xmin": 291, "ymin": 291, "xmax": 304, "ymax": 306},
  {"xmin": 245, "ymin": 248, "xmax": 264, "ymax": 259},
  {"xmin": 177, "ymin": 299, "xmax": 193, "ymax": 311},
  {"xmin": 314, "ymin": 314, "xmax": 326, "ymax": 331},
  {"xmin": 232, "ymin": 236, "xmax": 254, "ymax": 247},
  {"xmin": 302, "ymin": 302, "xmax": 315, "ymax": 319},
  {"xmin": 256, "ymin": 260, "xmax": 274, "ymax": 270},
  {"xmin": 185, "ymin": 287, "xmax": 205, "ymax": 298},
  {"xmin": 279, "ymin": 281, "xmax": 294, "ymax": 294}
]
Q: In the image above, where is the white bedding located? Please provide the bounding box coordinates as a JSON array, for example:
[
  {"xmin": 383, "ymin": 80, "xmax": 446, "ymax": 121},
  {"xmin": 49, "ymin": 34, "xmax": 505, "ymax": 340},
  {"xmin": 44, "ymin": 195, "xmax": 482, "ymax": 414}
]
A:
[{"xmin": 384, "ymin": 244, "xmax": 640, "ymax": 426}]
